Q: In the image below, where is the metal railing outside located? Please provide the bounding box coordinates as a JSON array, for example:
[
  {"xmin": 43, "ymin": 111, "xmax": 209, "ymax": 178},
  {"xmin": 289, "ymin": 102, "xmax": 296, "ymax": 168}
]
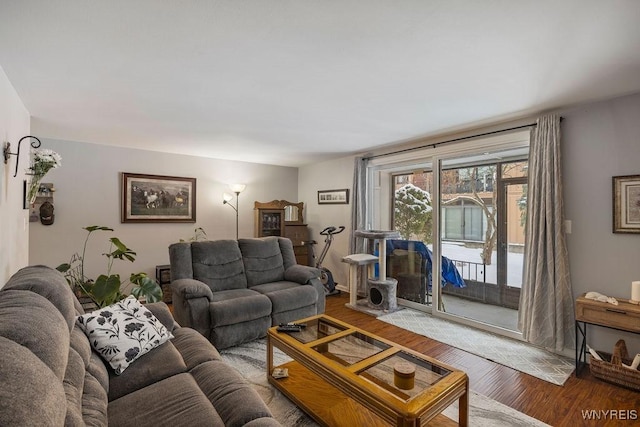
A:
[{"xmin": 450, "ymin": 259, "xmax": 486, "ymax": 283}]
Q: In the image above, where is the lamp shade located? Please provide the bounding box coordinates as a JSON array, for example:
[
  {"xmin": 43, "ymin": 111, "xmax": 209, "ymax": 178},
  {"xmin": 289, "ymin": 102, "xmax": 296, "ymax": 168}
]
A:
[
  {"xmin": 230, "ymin": 184, "xmax": 246, "ymax": 194},
  {"xmin": 223, "ymin": 192, "xmax": 233, "ymax": 203}
]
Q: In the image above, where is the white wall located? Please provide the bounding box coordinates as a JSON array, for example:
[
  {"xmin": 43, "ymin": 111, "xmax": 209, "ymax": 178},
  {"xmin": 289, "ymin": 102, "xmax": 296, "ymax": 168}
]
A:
[
  {"xmin": 29, "ymin": 139, "xmax": 298, "ymax": 287},
  {"xmin": 0, "ymin": 66, "xmax": 30, "ymax": 285},
  {"xmin": 562, "ymin": 92, "xmax": 640, "ymax": 354},
  {"xmin": 298, "ymin": 155, "xmax": 355, "ymax": 290}
]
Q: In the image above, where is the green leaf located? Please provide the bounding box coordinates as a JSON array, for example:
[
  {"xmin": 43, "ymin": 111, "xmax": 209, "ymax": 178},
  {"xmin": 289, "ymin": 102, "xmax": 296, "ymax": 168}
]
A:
[
  {"xmin": 83, "ymin": 225, "xmax": 113, "ymax": 232},
  {"xmin": 92, "ymin": 274, "xmax": 122, "ymax": 307},
  {"xmin": 130, "ymin": 273, "xmax": 163, "ymax": 303},
  {"xmin": 110, "ymin": 237, "xmax": 128, "ymax": 251},
  {"xmin": 108, "ymin": 237, "xmax": 137, "ymax": 262},
  {"xmin": 56, "ymin": 263, "xmax": 71, "ymax": 273}
]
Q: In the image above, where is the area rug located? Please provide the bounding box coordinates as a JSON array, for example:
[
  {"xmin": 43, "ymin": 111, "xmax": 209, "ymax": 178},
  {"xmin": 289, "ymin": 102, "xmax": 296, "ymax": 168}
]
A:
[
  {"xmin": 220, "ymin": 339, "xmax": 549, "ymax": 426},
  {"xmin": 378, "ymin": 308, "xmax": 574, "ymax": 386}
]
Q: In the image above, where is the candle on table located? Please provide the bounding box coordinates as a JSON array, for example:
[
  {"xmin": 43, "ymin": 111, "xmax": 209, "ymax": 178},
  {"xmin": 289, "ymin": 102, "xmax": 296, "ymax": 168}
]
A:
[{"xmin": 631, "ymin": 281, "xmax": 640, "ymax": 303}]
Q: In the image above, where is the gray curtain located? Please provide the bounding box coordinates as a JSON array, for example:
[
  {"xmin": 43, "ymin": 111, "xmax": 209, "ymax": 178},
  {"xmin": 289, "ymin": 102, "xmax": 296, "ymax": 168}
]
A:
[
  {"xmin": 350, "ymin": 156, "xmax": 368, "ymax": 254},
  {"xmin": 518, "ymin": 114, "xmax": 575, "ymax": 352}
]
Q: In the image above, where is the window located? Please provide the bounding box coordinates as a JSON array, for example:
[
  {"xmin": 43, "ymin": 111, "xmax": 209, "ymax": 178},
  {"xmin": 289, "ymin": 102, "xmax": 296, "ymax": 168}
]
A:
[{"xmin": 391, "ymin": 171, "xmax": 433, "ymax": 243}]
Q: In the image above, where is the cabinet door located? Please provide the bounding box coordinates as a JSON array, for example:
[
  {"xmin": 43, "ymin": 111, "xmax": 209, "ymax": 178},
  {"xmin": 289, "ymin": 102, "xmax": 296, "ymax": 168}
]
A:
[{"xmin": 256, "ymin": 209, "xmax": 285, "ymax": 237}]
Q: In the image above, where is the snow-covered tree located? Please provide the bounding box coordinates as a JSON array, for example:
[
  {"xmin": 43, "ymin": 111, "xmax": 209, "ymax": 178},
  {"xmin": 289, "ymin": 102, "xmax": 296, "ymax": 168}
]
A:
[{"xmin": 394, "ymin": 184, "xmax": 433, "ymax": 242}]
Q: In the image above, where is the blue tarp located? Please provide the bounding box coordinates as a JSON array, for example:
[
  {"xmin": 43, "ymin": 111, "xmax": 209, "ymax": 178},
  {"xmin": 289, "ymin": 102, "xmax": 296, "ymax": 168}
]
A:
[{"xmin": 385, "ymin": 240, "xmax": 466, "ymax": 289}]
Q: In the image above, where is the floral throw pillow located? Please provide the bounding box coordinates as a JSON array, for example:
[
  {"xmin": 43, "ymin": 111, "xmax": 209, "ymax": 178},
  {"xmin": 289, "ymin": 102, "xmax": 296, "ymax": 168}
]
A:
[{"xmin": 76, "ymin": 296, "xmax": 174, "ymax": 375}]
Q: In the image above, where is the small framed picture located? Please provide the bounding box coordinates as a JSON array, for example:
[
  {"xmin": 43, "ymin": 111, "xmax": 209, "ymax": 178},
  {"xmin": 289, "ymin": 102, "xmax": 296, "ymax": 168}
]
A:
[
  {"xmin": 317, "ymin": 189, "xmax": 350, "ymax": 205},
  {"xmin": 121, "ymin": 173, "xmax": 196, "ymax": 223},
  {"xmin": 613, "ymin": 175, "xmax": 640, "ymax": 233}
]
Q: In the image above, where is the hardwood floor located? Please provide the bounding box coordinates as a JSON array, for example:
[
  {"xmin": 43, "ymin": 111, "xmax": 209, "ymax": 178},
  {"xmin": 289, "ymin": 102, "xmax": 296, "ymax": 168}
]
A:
[{"xmin": 323, "ymin": 292, "xmax": 640, "ymax": 427}]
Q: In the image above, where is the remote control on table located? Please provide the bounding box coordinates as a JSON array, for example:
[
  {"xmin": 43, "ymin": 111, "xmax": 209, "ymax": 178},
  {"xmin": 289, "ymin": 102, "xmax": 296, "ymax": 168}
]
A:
[
  {"xmin": 276, "ymin": 325, "xmax": 302, "ymax": 332},
  {"xmin": 280, "ymin": 323, "xmax": 306, "ymax": 328}
]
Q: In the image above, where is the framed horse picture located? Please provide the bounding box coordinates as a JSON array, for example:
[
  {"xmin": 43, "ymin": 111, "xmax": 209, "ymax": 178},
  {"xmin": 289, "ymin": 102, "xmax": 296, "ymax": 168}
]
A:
[{"xmin": 121, "ymin": 173, "xmax": 196, "ymax": 223}]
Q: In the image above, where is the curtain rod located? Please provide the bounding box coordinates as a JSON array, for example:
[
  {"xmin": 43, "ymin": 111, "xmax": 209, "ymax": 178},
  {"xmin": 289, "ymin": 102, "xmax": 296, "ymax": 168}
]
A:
[{"xmin": 364, "ymin": 117, "xmax": 563, "ymax": 161}]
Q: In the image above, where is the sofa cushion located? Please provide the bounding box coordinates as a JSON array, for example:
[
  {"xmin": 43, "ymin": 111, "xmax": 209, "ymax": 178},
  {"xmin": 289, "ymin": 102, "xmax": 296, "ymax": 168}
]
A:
[
  {"xmin": 239, "ymin": 237, "xmax": 286, "ymax": 286},
  {"xmin": 171, "ymin": 327, "xmax": 222, "ymax": 370},
  {"xmin": 191, "ymin": 359, "xmax": 277, "ymax": 426},
  {"xmin": 0, "ymin": 290, "xmax": 71, "ymax": 380},
  {"xmin": 212, "ymin": 317, "xmax": 272, "ymax": 350},
  {"xmin": 108, "ymin": 373, "xmax": 225, "ymax": 427},
  {"xmin": 2, "ymin": 265, "xmax": 82, "ymax": 328},
  {"xmin": 191, "ymin": 240, "xmax": 248, "ymax": 291},
  {"xmin": 277, "ymin": 237, "xmax": 298, "ymax": 269},
  {"xmin": 1, "ymin": 336, "xmax": 68, "ymax": 426},
  {"xmin": 64, "ymin": 327, "xmax": 109, "ymax": 425},
  {"xmin": 83, "ymin": 353, "xmax": 110, "ymax": 423},
  {"xmin": 250, "ymin": 281, "xmax": 318, "ymax": 314},
  {"xmin": 108, "ymin": 339, "xmax": 187, "ymax": 401},
  {"xmin": 77, "ymin": 296, "xmax": 174, "ymax": 375},
  {"xmin": 210, "ymin": 289, "xmax": 272, "ymax": 327},
  {"xmin": 0, "ymin": 287, "xmax": 70, "ymax": 427}
]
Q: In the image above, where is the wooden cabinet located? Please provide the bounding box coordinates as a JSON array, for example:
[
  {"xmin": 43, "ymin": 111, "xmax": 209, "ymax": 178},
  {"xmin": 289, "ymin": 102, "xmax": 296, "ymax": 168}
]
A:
[
  {"xmin": 285, "ymin": 224, "xmax": 311, "ymax": 266},
  {"xmin": 255, "ymin": 200, "xmax": 310, "ymax": 265}
]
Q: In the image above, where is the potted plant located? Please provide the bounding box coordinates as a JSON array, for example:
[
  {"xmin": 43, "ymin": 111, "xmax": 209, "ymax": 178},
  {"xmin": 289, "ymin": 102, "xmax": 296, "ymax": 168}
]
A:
[
  {"xmin": 28, "ymin": 148, "xmax": 62, "ymax": 204},
  {"xmin": 56, "ymin": 225, "xmax": 163, "ymax": 308}
]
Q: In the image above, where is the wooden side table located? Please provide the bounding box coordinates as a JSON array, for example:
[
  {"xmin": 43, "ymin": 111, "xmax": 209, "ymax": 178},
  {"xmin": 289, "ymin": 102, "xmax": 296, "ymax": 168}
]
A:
[{"xmin": 575, "ymin": 295, "xmax": 640, "ymax": 376}]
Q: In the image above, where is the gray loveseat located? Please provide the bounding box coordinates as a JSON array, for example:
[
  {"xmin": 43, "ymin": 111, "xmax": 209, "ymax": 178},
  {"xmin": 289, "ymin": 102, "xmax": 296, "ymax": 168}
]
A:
[
  {"xmin": 169, "ymin": 237, "xmax": 325, "ymax": 349},
  {"xmin": 0, "ymin": 265, "xmax": 281, "ymax": 427}
]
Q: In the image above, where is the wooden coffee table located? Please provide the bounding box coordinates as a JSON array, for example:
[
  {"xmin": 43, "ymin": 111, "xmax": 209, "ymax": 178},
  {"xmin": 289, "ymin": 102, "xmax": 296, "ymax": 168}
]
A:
[{"xmin": 267, "ymin": 314, "xmax": 468, "ymax": 426}]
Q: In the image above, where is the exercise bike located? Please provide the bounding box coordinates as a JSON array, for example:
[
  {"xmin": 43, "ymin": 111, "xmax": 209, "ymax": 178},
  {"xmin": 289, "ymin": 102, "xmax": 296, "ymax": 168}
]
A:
[{"xmin": 306, "ymin": 226, "xmax": 345, "ymax": 296}]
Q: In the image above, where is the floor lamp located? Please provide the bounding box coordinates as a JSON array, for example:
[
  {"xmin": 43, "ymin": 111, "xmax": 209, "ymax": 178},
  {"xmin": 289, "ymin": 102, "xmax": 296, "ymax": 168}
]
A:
[{"xmin": 223, "ymin": 184, "xmax": 246, "ymax": 239}]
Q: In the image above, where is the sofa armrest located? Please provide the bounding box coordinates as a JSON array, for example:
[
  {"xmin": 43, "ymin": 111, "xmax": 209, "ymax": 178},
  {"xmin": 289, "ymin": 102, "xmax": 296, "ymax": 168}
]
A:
[
  {"xmin": 169, "ymin": 278, "xmax": 213, "ymax": 334},
  {"xmin": 144, "ymin": 302, "xmax": 178, "ymax": 333},
  {"xmin": 284, "ymin": 265, "xmax": 321, "ymax": 285},
  {"xmin": 170, "ymin": 278, "xmax": 214, "ymax": 300},
  {"xmin": 284, "ymin": 265, "xmax": 326, "ymax": 314},
  {"xmin": 307, "ymin": 276, "xmax": 326, "ymax": 314}
]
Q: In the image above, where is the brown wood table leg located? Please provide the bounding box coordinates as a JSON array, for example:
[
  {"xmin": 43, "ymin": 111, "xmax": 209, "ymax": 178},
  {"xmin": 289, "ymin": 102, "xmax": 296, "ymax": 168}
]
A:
[
  {"xmin": 459, "ymin": 380, "xmax": 469, "ymax": 426},
  {"xmin": 267, "ymin": 334, "xmax": 274, "ymax": 379}
]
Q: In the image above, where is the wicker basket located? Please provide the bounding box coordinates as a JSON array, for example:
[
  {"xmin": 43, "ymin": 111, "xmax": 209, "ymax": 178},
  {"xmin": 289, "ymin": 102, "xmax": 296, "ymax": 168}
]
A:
[
  {"xmin": 161, "ymin": 284, "xmax": 173, "ymax": 304},
  {"xmin": 590, "ymin": 339, "xmax": 640, "ymax": 391}
]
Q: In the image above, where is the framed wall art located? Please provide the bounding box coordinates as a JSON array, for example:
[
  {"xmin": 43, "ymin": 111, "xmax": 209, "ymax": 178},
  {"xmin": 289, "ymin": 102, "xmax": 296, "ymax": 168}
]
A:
[
  {"xmin": 317, "ymin": 189, "xmax": 349, "ymax": 205},
  {"xmin": 613, "ymin": 174, "xmax": 640, "ymax": 233},
  {"xmin": 121, "ymin": 173, "xmax": 196, "ymax": 223}
]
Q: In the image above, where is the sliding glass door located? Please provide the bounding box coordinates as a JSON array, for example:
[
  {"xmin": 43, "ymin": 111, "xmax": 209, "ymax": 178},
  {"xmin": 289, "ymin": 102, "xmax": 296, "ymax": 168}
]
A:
[
  {"xmin": 435, "ymin": 156, "xmax": 527, "ymax": 332},
  {"xmin": 376, "ymin": 137, "xmax": 530, "ymax": 338}
]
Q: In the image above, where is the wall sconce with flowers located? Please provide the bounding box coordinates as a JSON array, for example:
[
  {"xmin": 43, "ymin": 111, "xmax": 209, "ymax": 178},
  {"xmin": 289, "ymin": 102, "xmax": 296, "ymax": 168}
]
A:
[{"xmin": 3, "ymin": 135, "xmax": 62, "ymax": 205}]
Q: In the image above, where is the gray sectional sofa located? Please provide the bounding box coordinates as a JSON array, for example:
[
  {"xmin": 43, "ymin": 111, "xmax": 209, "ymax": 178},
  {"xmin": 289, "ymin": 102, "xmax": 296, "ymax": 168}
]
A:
[
  {"xmin": 169, "ymin": 236, "xmax": 325, "ymax": 349},
  {"xmin": 0, "ymin": 265, "xmax": 281, "ymax": 427}
]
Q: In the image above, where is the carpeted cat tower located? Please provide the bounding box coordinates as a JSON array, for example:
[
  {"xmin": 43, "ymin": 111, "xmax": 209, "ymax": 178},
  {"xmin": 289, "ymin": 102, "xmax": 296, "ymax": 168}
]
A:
[{"xmin": 342, "ymin": 229, "xmax": 401, "ymax": 316}]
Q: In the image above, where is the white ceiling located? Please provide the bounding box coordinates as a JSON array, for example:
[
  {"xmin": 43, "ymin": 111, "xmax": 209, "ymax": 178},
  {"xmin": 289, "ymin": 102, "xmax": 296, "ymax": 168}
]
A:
[{"xmin": 1, "ymin": 1, "xmax": 640, "ymax": 167}]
